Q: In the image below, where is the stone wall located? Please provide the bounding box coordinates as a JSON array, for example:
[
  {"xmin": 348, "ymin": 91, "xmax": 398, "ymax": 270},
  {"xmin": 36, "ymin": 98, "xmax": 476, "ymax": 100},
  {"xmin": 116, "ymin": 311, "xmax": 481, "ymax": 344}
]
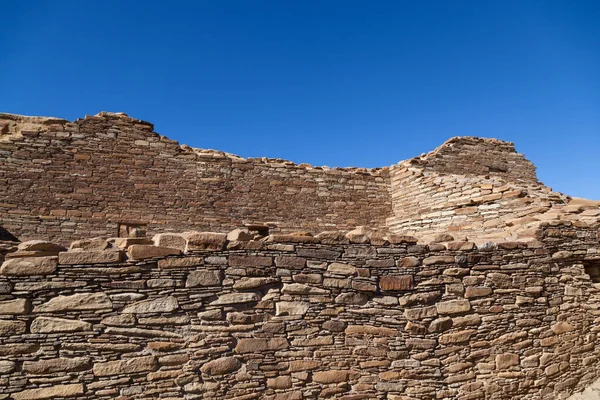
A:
[
  {"xmin": 0, "ymin": 113, "xmax": 391, "ymax": 243},
  {"xmin": 1, "ymin": 222, "xmax": 599, "ymax": 400}
]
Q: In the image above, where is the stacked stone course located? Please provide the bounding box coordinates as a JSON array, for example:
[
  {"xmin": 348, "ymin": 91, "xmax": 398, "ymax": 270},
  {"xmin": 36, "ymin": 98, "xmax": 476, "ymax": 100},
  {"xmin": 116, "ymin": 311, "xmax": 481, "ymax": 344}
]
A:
[{"xmin": 0, "ymin": 223, "xmax": 599, "ymax": 399}]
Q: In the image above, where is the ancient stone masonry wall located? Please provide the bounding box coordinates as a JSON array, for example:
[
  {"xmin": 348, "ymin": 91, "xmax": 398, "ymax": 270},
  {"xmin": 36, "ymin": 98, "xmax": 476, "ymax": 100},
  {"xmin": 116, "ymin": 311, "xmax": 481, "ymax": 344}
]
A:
[
  {"xmin": 404, "ymin": 137, "xmax": 539, "ymax": 184},
  {"xmin": 387, "ymin": 165, "xmax": 567, "ymax": 242},
  {"xmin": 0, "ymin": 113, "xmax": 391, "ymax": 243},
  {"xmin": 0, "ymin": 223, "xmax": 599, "ymax": 400}
]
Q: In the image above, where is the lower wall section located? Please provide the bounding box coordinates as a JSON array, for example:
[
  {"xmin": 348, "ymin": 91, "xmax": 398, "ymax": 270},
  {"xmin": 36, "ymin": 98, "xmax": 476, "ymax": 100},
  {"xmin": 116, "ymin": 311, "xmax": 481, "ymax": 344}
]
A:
[{"xmin": 0, "ymin": 223, "xmax": 599, "ymax": 400}]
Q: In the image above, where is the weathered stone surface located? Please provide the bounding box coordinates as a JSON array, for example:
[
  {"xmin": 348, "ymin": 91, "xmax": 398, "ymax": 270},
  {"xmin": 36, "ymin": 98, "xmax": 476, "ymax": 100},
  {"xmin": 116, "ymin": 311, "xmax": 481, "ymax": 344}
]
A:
[
  {"xmin": 436, "ymin": 300, "xmax": 471, "ymax": 315},
  {"xmin": 186, "ymin": 232, "xmax": 227, "ymax": 251},
  {"xmin": 12, "ymin": 384, "xmax": 84, "ymax": 400},
  {"xmin": 0, "ymin": 320, "xmax": 27, "ymax": 335},
  {"xmin": 200, "ymin": 357, "xmax": 242, "ymax": 375},
  {"xmin": 122, "ymin": 296, "xmax": 179, "ymax": 314},
  {"xmin": 233, "ymin": 277, "xmax": 278, "ymax": 289},
  {"xmin": 158, "ymin": 256, "xmax": 203, "ymax": 269},
  {"xmin": 17, "ymin": 240, "xmax": 66, "ymax": 253},
  {"xmin": 211, "ymin": 292, "xmax": 260, "ymax": 305},
  {"xmin": 345, "ymin": 325, "xmax": 398, "ymax": 337},
  {"xmin": 30, "ymin": 316, "xmax": 92, "ymax": 333},
  {"xmin": 313, "ymin": 370, "xmax": 359, "ymax": 383},
  {"xmin": 496, "ymin": 353, "xmax": 519, "ymax": 369},
  {"xmin": 235, "ymin": 338, "xmax": 289, "ymax": 354},
  {"xmin": 464, "ymin": 286, "xmax": 492, "ymax": 298},
  {"xmin": 439, "ymin": 329, "xmax": 476, "ymax": 344},
  {"xmin": 0, "ymin": 343, "xmax": 39, "ymax": 356},
  {"xmin": 379, "ymin": 275, "xmax": 414, "ymax": 291},
  {"xmin": 58, "ymin": 250, "xmax": 123, "ymax": 264},
  {"xmin": 335, "ymin": 292, "xmax": 369, "ymax": 305},
  {"xmin": 186, "ymin": 270, "xmax": 223, "ymax": 287},
  {"xmin": 128, "ymin": 245, "xmax": 181, "ymax": 259},
  {"xmin": 34, "ymin": 292, "xmax": 112, "ymax": 312},
  {"xmin": 93, "ymin": 355, "xmax": 157, "ymax": 376},
  {"xmin": 0, "ymin": 256, "xmax": 57, "ymax": 275},
  {"xmin": 70, "ymin": 237, "xmax": 109, "ymax": 251},
  {"xmin": 282, "ymin": 283, "xmax": 328, "ymax": 295},
  {"xmin": 153, "ymin": 233, "xmax": 187, "ymax": 250},
  {"xmin": 227, "ymin": 228, "xmax": 254, "ymax": 241},
  {"xmin": 23, "ymin": 357, "xmax": 91, "ymax": 374},
  {"xmin": 327, "ymin": 262, "xmax": 357, "ymax": 275},
  {"xmin": 0, "ymin": 298, "xmax": 31, "ymax": 314},
  {"xmin": 276, "ymin": 301, "xmax": 309, "ymax": 316}
]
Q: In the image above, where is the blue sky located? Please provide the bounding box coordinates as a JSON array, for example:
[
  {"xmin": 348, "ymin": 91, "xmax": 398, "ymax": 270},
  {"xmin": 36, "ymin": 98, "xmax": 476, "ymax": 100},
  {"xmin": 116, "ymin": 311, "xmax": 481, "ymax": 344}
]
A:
[{"xmin": 1, "ymin": 1, "xmax": 599, "ymax": 198}]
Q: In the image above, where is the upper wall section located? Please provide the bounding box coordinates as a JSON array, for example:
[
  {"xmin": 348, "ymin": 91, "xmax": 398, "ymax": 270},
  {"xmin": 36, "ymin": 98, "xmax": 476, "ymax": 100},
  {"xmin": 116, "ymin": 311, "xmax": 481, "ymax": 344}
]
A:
[
  {"xmin": 0, "ymin": 113, "xmax": 392, "ymax": 243},
  {"xmin": 404, "ymin": 137, "xmax": 539, "ymax": 184}
]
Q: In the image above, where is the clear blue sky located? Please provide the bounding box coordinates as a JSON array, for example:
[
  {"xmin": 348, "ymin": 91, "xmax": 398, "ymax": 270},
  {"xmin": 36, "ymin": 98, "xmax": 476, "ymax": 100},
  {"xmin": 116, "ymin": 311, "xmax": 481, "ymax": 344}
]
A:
[{"xmin": 2, "ymin": 1, "xmax": 599, "ymax": 199}]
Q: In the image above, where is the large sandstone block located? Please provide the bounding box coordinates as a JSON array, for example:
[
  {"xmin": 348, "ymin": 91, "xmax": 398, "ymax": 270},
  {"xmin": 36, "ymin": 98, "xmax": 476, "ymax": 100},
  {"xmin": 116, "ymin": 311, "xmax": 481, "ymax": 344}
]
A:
[
  {"xmin": 153, "ymin": 233, "xmax": 187, "ymax": 250},
  {"xmin": 58, "ymin": 250, "xmax": 123, "ymax": 265},
  {"xmin": 17, "ymin": 240, "xmax": 66, "ymax": 253},
  {"xmin": 282, "ymin": 283, "xmax": 328, "ymax": 295},
  {"xmin": 122, "ymin": 296, "xmax": 179, "ymax": 314},
  {"xmin": 0, "ymin": 320, "xmax": 27, "ymax": 335},
  {"xmin": 210, "ymin": 293, "xmax": 260, "ymax": 305},
  {"xmin": 436, "ymin": 300, "xmax": 471, "ymax": 315},
  {"xmin": 128, "ymin": 245, "xmax": 181, "ymax": 260},
  {"xmin": 0, "ymin": 298, "xmax": 31, "ymax": 315},
  {"xmin": 0, "ymin": 256, "xmax": 57, "ymax": 276},
  {"xmin": 186, "ymin": 270, "xmax": 223, "ymax": 287},
  {"xmin": 276, "ymin": 301, "xmax": 309, "ymax": 316},
  {"xmin": 200, "ymin": 357, "xmax": 242, "ymax": 375},
  {"xmin": 229, "ymin": 254, "xmax": 273, "ymax": 267},
  {"xmin": 234, "ymin": 338, "xmax": 289, "ymax": 354},
  {"xmin": 30, "ymin": 317, "xmax": 92, "ymax": 333},
  {"xmin": 313, "ymin": 370, "xmax": 359, "ymax": 384},
  {"xmin": 34, "ymin": 292, "xmax": 112, "ymax": 312},
  {"xmin": 158, "ymin": 256, "xmax": 203, "ymax": 269},
  {"xmin": 11, "ymin": 384, "xmax": 84, "ymax": 400},
  {"xmin": 93, "ymin": 355, "xmax": 157, "ymax": 376},
  {"xmin": 22, "ymin": 357, "xmax": 91, "ymax": 374},
  {"xmin": 186, "ymin": 232, "xmax": 227, "ymax": 251},
  {"xmin": 345, "ymin": 325, "xmax": 398, "ymax": 337}
]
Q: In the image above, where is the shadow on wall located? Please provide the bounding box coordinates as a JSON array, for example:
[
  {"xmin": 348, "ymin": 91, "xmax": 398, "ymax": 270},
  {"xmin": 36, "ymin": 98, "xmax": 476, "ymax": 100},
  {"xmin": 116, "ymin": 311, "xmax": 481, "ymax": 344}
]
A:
[{"xmin": 0, "ymin": 225, "xmax": 18, "ymax": 242}]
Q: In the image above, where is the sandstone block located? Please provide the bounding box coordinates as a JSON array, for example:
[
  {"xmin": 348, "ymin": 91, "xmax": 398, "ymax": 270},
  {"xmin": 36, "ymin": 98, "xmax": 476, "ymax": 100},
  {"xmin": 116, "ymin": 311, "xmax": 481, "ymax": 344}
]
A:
[
  {"xmin": 327, "ymin": 262, "xmax": 357, "ymax": 275},
  {"xmin": 153, "ymin": 233, "xmax": 187, "ymax": 250},
  {"xmin": 17, "ymin": 240, "xmax": 66, "ymax": 253},
  {"xmin": 200, "ymin": 356, "xmax": 242, "ymax": 375},
  {"xmin": 0, "ymin": 360, "xmax": 15, "ymax": 374},
  {"xmin": 128, "ymin": 245, "xmax": 180, "ymax": 260},
  {"xmin": 0, "ymin": 320, "xmax": 27, "ymax": 335},
  {"xmin": 186, "ymin": 270, "xmax": 223, "ymax": 287},
  {"xmin": 158, "ymin": 256, "xmax": 203, "ymax": 269},
  {"xmin": 227, "ymin": 228, "xmax": 253, "ymax": 241},
  {"xmin": 210, "ymin": 293, "xmax": 260, "ymax": 305},
  {"xmin": 235, "ymin": 338, "xmax": 289, "ymax": 354},
  {"xmin": 552, "ymin": 321, "xmax": 574, "ymax": 334},
  {"xmin": 282, "ymin": 283, "xmax": 328, "ymax": 295},
  {"xmin": 0, "ymin": 343, "xmax": 39, "ymax": 356},
  {"xmin": 23, "ymin": 356, "xmax": 91, "ymax": 374},
  {"xmin": 69, "ymin": 237, "xmax": 109, "ymax": 251},
  {"xmin": 496, "ymin": 353, "xmax": 519, "ymax": 370},
  {"xmin": 0, "ymin": 256, "xmax": 57, "ymax": 276},
  {"xmin": 34, "ymin": 292, "xmax": 112, "ymax": 312},
  {"xmin": 423, "ymin": 256, "xmax": 455, "ymax": 265},
  {"xmin": 93, "ymin": 355, "xmax": 157, "ymax": 376},
  {"xmin": 379, "ymin": 275, "xmax": 414, "ymax": 291},
  {"xmin": 186, "ymin": 232, "xmax": 227, "ymax": 251},
  {"xmin": 436, "ymin": 300, "xmax": 471, "ymax": 315},
  {"xmin": 0, "ymin": 298, "xmax": 31, "ymax": 314},
  {"xmin": 268, "ymin": 375, "xmax": 292, "ymax": 389},
  {"xmin": 276, "ymin": 301, "xmax": 309, "ymax": 316},
  {"xmin": 122, "ymin": 296, "xmax": 179, "ymax": 314},
  {"xmin": 289, "ymin": 360, "xmax": 320, "ymax": 371},
  {"xmin": 313, "ymin": 369, "xmax": 358, "ymax": 383},
  {"xmin": 464, "ymin": 286, "xmax": 492, "ymax": 298},
  {"xmin": 335, "ymin": 292, "xmax": 369, "ymax": 305},
  {"xmin": 12, "ymin": 384, "xmax": 84, "ymax": 400},
  {"xmin": 439, "ymin": 329, "xmax": 476, "ymax": 344},
  {"xmin": 110, "ymin": 237, "xmax": 153, "ymax": 249},
  {"xmin": 323, "ymin": 320, "xmax": 346, "ymax": 332},
  {"xmin": 397, "ymin": 256, "xmax": 420, "ymax": 268},
  {"xmin": 233, "ymin": 277, "xmax": 279, "ymax": 289},
  {"xmin": 315, "ymin": 231, "xmax": 349, "ymax": 244},
  {"xmin": 345, "ymin": 325, "xmax": 398, "ymax": 337},
  {"xmin": 229, "ymin": 254, "xmax": 273, "ymax": 267},
  {"xmin": 59, "ymin": 250, "xmax": 123, "ymax": 264},
  {"xmin": 404, "ymin": 306, "xmax": 438, "ymax": 320}
]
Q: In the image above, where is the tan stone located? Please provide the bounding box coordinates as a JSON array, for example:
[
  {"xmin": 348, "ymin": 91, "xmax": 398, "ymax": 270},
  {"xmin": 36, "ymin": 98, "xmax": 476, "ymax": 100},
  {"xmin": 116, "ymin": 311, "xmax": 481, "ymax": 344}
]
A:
[
  {"xmin": 439, "ymin": 329, "xmax": 476, "ymax": 344},
  {"xmin": 0, "ymin": 298, "xmax": 31, "ymax": 314},
  {"xmin": 17, "ymin": 240, "xmax": 65, "ymax": 253},
  {"xmin": 436, "ymin": 300, "xmax": 471, "ymax": 315},
  {"xmin": 496, "ymin": 353, "xmax": 519, "ymax": 370},
  {"xmin": 58, "ymin": 250, "xmax": 123, "ymax": 264},
  {"xmin": 34, "ymin": 292, "xmax": 112, "ymax": 312},
  {"xmin": 200, "ymin": 356, "xmax": 242, "ymax": 375},
  {"xmin": 23, "ymin": 357, "xmax": 91, "ymax": 374},
  {"xmin": 128, "ymin": 245, "xmax": 181, "ymax": 260},
  {"xmin": 30, "ymin": 317, "xmax": 92, "ymax": 333},
  {"xmin": 327, "ymin": 262, "xmax": 357, "ymax": 275},
  {"xmin": 0, "ymin": 256, "xmax": 57, "ymax": 276},
  {"xmin": 345, "ymin": 325, "xmax": 398, "ymax": 337},
  {"xmin": 552, "ymin": 321, "xmax": 574, "ymax": 334},
  {"xmin": 0, "ymin": 360, "xmax": 15, "ymax": 374},
  {"xmin": 93, "ymin": 355, "xmax": 157, "ymax": 376},
  {"xmin": 153, "ymin": 233, "xmax": 187, "ymax": 250},
  {"xmin": 185, "ymin": 231, "xmax": 227, "ymax": 251},
  {"xmin": 282, "ymin": 283, "xmax": 328, "ymax": 295},
  {"xmin": 12, "ymin": 384, "xmax": 84, "ymax": 400},
  {"xmin": 235, "ymin": 338, "xmax": 289, "ymax": 354},
  {"xmin": 158, "ymin": 256, "xmax": 203, "ymax": 269},
  {"xmin": 0, "ymin": 343, "xmax": 39, "ymax": 356},
  {"xmin": 210, "ymin": 293, "xmax": 260, "ymax": 305},
  {"xmin": 423, "ymin": 256, "xmax": 455, "ymax": 265},
  {"xmin": 268, "ymin": 375, "xmax": 292, "ymax": 389},
  {"xmin": 289, "ymin": 360, "xmax": 320, "ymax": 371},
  {"xmin": 276, "ymin": 301, "xmax": 309, "ymax": 316},
  {"xmin": 465, "ymin": 286, "xmax": 492, "ymax": 298},
  {"xmin": 313, "ymin": 370, "xmax": 358, "ymax": 384},
  {"xmin": 0, "ymin": 320, "xmax": 27, "ymax": 335},
  {"xmin": 233, "ymin": 277, "xmax": 278, "ymax": 289},
  {"xmin": 69, "ymin": 237, "xmax": 109, "ymax": 251},
  {"xmin": 122, "ymin": 296, "xmax": 179, "ymax": 314}
]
